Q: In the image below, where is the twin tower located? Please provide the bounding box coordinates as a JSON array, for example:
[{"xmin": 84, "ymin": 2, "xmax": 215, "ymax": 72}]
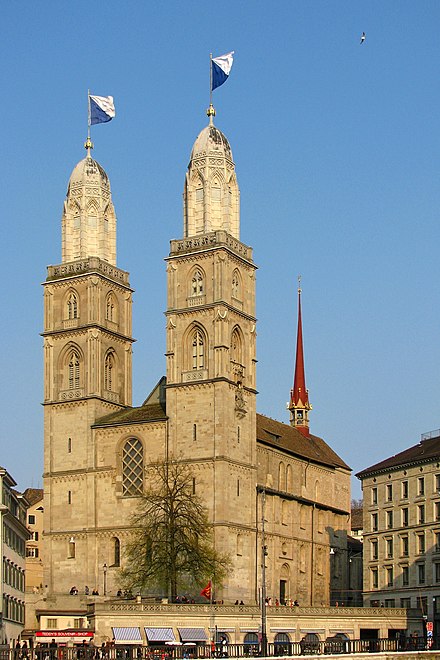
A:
[{"xmin": 42, "ymin": 112, "xmax": 260, "ymax": 600}]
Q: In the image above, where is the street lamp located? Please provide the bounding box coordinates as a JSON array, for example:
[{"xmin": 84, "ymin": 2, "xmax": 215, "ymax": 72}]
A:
[
  {"xmin": 103, "ymin": 563, "xmax": 107, "ymax": 596},
  {"xmin": 260, "ymin": 489, "xmax": 268, "ymax": 658}
]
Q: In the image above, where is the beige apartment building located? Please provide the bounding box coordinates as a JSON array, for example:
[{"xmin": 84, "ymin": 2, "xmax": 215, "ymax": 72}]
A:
[
  {"xmin": 0, "ymin": 468, "xmax": 30, "ymax": 643},
  {"xmin": 24, "ymin": 488, "xmax": 44, "ymax": 594},
  {"xmin": 40, "ymin": 104, "xmax": 352, "ymax": 634},
  {"xmin": 357, "ymin": 429, "xmax": 440, "ymax": 630}
]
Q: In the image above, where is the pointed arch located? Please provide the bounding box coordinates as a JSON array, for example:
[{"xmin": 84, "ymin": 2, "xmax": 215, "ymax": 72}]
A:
[
  {"xmin": 188, "ymin": 266, "xmax": 205, "ymax": 298},
  {"xmin": 104, "ymin": 351, "xmax": 116, "ymax": 392},
  {"xmin": 183, "ymin": 323, "xmax": 208, "ymax": 373},
  {"xmin": 112, "ymin": 537, "xmax": 121, "ymax": 567},
  {"xmin": 65, "ymin": 289, "xmax": 79, "ymax": 320},
  {"xmin": 279, "ymin": 462, "xmax": 285, "ymax": 491},
  {"xmin": 59, "ymin": 343, "xmax": 83, "ymax": 391},
  {"xmin": 232, "ymin": 269, "xmax": 242, "ymax": 300},
  {"xmin": 286, "ymin": 464, "xmax": 292, "ymax": 492},
  {"xmin": 231, "ymin": 326, "xmax": 243, "ymax": 365},
  {"xmin": 191, "ymin": 327, "xmax": 205, "ymax": 369},
  {"xmin": 106, "ymin": 292, "xmax": 118, "ymax": 323}
]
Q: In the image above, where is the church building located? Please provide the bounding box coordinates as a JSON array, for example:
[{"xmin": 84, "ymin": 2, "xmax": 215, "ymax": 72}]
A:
[{"xmin": 42, "ymin": 104, "xmax": 351, "ymax": 609}]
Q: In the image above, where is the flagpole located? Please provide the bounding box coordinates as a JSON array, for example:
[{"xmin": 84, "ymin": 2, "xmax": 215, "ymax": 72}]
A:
[
  {"xmin": 209, "ymin": 53, "xmax": 213, "ymax": 107},
  {"xmin": 87, "ymin": 89, "xmax": 91, "ymax": 140}
]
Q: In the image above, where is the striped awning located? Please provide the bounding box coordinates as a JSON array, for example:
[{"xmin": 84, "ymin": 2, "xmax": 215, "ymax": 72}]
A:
[
  {"xmin": 145, "ymin": 628, "xmax": 176, "ymax": 643},
  {"xmin": 112, "ymin": 628, "xmax": 142, "ymax": 644},
  {"xmin": 178, "ymin": 628, "xmax": 207, "ymax": 642}
]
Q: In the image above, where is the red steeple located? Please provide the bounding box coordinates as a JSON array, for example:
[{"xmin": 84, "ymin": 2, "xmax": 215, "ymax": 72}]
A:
[{"xmin": 289, "ymin": 277, "xmax": 311, "ymax": 436}]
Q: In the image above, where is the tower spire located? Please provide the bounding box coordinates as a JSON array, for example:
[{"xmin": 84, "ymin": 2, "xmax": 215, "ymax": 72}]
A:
[{"xmin": 289, "ymin": 276, "xmax": 312, "ymax": 436}]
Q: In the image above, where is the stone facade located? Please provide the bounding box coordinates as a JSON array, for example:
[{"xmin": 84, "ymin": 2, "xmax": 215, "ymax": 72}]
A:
[{"xmin": 41, "ymin": 115, "xmax": 352, "ymax": 631}]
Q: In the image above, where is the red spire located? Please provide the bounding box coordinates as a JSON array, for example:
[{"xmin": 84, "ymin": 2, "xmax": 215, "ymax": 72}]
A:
[{"xmin": 289, "ymin": 278, "xmax": 311, "ymax": 436}]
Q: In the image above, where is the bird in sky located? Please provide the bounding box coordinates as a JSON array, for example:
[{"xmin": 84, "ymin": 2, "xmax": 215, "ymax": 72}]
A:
[{"xmin": 360, "ymin": 32, "xmax": 366, "ymax": 44}]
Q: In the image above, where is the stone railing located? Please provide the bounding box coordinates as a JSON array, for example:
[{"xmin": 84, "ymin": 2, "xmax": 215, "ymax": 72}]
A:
[
  {"xmin": 47, "ymin": 258, "xmax": 130, "ymax": 286},
  {"xmin": 170, "ymin": 231, "xmax": 253, "ymax": 261}
]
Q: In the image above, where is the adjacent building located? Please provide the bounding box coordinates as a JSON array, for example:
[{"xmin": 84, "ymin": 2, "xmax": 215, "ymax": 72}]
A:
[
  {"xmin": 24, "ymin": 489, "xmax": 44, "ymax": 593},
  {"xmin": 357, "ymin": 428, "xmax": 440, "ymax": 628},
  {"xmin": 0, "ymin": 468, "xmax": 30, "ymax": 643}
]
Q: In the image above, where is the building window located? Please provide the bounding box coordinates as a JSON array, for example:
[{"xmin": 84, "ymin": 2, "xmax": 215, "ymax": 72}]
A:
[
  {"xmin": 401, "ymin": 535, "xmax": 409, "ymax": 557},
  {"xmin": 232, "ymin": 270, "xmax": 241, "ymax": 300},
  {"xmin": 436, "ymin": 502, "xmax": 440, "ymax": 521},
  {"xmin": 417, "ymin": 595, "xmax": 428, "ymax": 614},
  {"xmin": 402, "ymin": 508, "xmax": 409, "ymax": 527},
  {"xmin": 31, "ymin": 531, "xmax": 39, "ymax": 541},
  {"xmin": 47, "ymin": 619, "xmax": 58, "ymax": 629},
  {"xmin": 436, "ymin": 474, "xmax": 440, "ymax": 493},
  {"xmin": 28, "ymin": 515, "xmax": 35, "ymax": 525},
  {"xmin": 418, "ymin": 477, "xmax": 425, "ymax": 496},
  {"xmin": 384, "ymin": 599, "xmax": 395, "ymax": 608},
  {"xmin": 68, "ymin": 437, "xmax": 72, "ymax": 453},
  {"xmin": 192, "ymin": 329, "xmax": 205, "ymax": 369},
  {"xmin": 371, "ymin": 539, "xmax": 378, "ymax": 560},
  {"xmin": 371, "ymin": 568, "xmax": 378, "ymax": 589},
  {"xmin": 74, "ymin": 618, "xmax": 84, "ymax": 629},
  {"xmin": 418, "ymin": 563, "xmax": 425, "ymax": 584},
  {"xmin": 386, "ymin": 510, "xmax": 393, "ymax": 529},
  {"xmin": 418, "ymin": 504, "xmax": 425, "ymax": 524},
  {"xmin": 122, "ymin": 438, "xmax": 144, "ymax": 496},
  {"xmin": 417, "ymin": 533, "xmax": 425, "ymax": 554},
  {"xmin": 26, "ymin": 547, "xmax": 39, "ymax": 558},
  {"xmin": 386, "ymin": 566, "xmax": 393, "ymax": 587},
  {"xmin": 68, "ymin": 491, "xmax": 72, "ymax": 504},
  {"xmin": 436, "ymin": 532, "xmax": 440, "ymax": 552},
  {"xmin": 68, "ymin": 539, "xmax": 75, "ymax": 559},
  {"xmin": 386, "ymin": 484, "xmax": 393, "ymax": 502},
  {"xmin": 237, "ymin": 479, "xmax": 240, "ymax": 497},
  {"xmin": 113, "ymin": 537, "xmax": 120, "ymax": 567},
  {"xmin": 67, "ymin": 292, "xmax": 78, "ymax": 319},
  {"xmin": 401, "ymin": 597, "xmax": 411, "ymax": 608},
  {"xmin": 401, "ymin": 480, "xmax": 408, "ymax": 499},
  {"xmin": 106, "ymin": 294, "xmax": 116, "ymax": 322},
  {"xmin": 371, "ymin": 487, "xmax": 378, "ymax": 505},
  {"xmin": 435, "ymin": 563, "xmax": 440, "ymax": 584},
  {"xmin": 68, "ymin": 350, "xmax": 80, "ymax": 389},
  {"xmin": 191, "ymin": 270, "xmax": 203, "ymax": 296},
  {"xmin": 386, "ymin": 538, "xmax": 393, "ymax": 559},
  {"xmin": 402, "ymin": 565, "xmax": 409, "ymax": 586},
  {"xmin": 104, "ymin": 352, "xmax": 115, "ymax": 391},
  {"xmin": 372, "ymin": 512, "xmax": 378, "ymax": 532},
  {"xmin": 192, "ymin": 477, "xmax": 196, "ymax": 495}
]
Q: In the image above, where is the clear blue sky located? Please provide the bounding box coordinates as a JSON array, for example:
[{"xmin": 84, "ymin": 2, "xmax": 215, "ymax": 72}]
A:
[{"xmin": 1, "ymin": 1, "xmax": 439, "ymax": 500}]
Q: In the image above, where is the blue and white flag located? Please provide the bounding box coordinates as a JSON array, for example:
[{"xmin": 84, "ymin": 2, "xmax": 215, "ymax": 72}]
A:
[
  {"xmin": 90, "ymin": 95, "xmax": 116, "ymax": 125},
  {"xmin": 211, "ymin": 51, "xmax": 234, "ymax": 91}
]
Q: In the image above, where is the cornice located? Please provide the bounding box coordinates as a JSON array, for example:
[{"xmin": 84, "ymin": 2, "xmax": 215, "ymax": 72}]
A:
[{"xmin": 41, "ymin": 323, "xmax": 135, "ymax": 344}]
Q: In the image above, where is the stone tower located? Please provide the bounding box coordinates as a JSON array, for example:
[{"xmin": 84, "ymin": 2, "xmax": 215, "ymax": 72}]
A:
[
  {"xmin": 165, "ymin": 109, "xmax": 259, "ymax": 601},
  {"xmin": 42, "ymin": 141, "xmax": 134, "ymax": 592}
]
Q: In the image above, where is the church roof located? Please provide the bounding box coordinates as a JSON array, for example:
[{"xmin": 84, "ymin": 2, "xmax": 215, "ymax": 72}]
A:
[
  {"xmin": 257, "ymin": 413, "xmax": 350, "ymax": 471},
  {"xmin": 191, "ymin": 123, "xmax": 233, "ymax": 161},
  {"xmin": 93, "ymin": 401, "xmax": 166, "ymax": 427},
  {"xmin": 356, "ymin": 431, "xmax": 440, "ymax": 478}
]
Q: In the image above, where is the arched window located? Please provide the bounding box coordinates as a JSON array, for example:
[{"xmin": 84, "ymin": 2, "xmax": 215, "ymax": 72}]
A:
[
  {"xmin": 106, "ymin": 294, "xmax": 116, "ymax": 322},
  {"xmin": 232, "ymin": 269, "xmax": 241, "ymax": 299},
  {"xmin": 68, "ymin": 538, "xmax": 76, "ymax": 559},
  {"xmin": 231, "ymin": 328, "xmax": 242, "ymax": 366},
  {"xmin": 192, "ymin": 329, "xmax": 205, "ymax": 369},
  {"xmin": 122, "ymin": 438, "xmax": 144, "ymax": 496},
  {"xmin": 286, "ymin": 464, "xmax": 292, "ymax": 492},
  {"xmin": 67, "ymin": 292, "xmax": 78, "ymax": 319},
  {"xmin": 237, "ymin": 534, "xmax": 243, "ymax": 556},
  {"xmin": 104, "ymin": 352, "xmax": 115, "ymax": 391},
  {"xmin": 68, "ymin": 350, "xmax": 80, "ymax": 389},
  {"xmin": 113, "ymin": 537, "xmax": 120, "ymax": 567},
  {"xmin": 191, "ymin": 270, "xmax": 203, "ymax": 296},
  {"xmin": 279, "ymin": 462, "xmax": 285, "ymax": 491},
  {"xmin": 244, "ymin": 633, "xmax": 258, "ymax": 652}
]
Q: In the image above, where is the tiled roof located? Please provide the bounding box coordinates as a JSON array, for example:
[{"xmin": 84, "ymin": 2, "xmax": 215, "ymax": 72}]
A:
[
  {"xmin": 356, "ymin": 433, "xmax": 440, "ymax": 478},
  {"xmin": 256, "ymin": 414, "xmax": 350, "ymax": 471},
  {"xmin": 93, "ymin": 401, "xmax": 167, "ymax": 427},
  {"xmin": 22, "ymin": 488, "xmax": 43, "ymax": 506}
]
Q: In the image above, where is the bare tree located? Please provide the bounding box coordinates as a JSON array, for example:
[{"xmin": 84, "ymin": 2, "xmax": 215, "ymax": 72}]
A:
[{"xmin": 120, "ymin": 460, "xmax": 230, "ymax": 600}]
